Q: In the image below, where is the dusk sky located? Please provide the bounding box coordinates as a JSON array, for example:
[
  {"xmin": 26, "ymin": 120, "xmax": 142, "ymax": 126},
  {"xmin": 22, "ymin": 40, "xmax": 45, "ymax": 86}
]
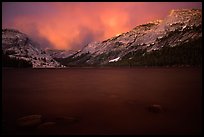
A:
[{"xmin": 2, "ymin": 2, "xmax": 202, "ymax": 50}]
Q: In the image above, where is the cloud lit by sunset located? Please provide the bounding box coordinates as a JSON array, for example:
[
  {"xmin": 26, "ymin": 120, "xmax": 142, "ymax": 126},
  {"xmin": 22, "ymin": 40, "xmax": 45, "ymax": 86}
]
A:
[{"xmin": 2, "ymin": 2, "xmax": 202, "ymax": 50}]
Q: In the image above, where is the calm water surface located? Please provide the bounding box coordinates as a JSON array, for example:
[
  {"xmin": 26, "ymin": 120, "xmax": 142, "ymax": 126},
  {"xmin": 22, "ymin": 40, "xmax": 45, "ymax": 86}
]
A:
[{"xmin": 2, "ymin": 67, "xmax": 202, "ymax": 135}]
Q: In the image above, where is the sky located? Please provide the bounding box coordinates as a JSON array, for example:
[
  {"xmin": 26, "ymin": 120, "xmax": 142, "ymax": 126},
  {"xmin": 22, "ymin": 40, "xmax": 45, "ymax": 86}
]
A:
[{"xmin": 2, "ymin": 2, "xmax": 202, "ymax": 50}]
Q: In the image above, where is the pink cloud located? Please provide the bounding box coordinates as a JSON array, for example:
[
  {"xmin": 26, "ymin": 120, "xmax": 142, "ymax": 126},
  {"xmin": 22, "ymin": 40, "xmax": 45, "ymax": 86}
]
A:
[{"xmin": 2, "ymin": 2, "xmax": 202, "ymax": 50}]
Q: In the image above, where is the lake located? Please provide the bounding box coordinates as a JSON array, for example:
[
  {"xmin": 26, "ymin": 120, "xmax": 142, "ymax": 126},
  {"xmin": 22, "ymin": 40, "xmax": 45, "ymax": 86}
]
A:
[{"xmin": 2, "ymin": 67, "xmax": 202, "ymax": 135}]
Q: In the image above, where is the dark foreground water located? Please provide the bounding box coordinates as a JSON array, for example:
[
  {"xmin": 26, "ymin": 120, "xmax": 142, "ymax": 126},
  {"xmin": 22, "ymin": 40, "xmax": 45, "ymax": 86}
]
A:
[{"xmin": 2, "ymin": 67, "xmax": 202, "ymax": 135}]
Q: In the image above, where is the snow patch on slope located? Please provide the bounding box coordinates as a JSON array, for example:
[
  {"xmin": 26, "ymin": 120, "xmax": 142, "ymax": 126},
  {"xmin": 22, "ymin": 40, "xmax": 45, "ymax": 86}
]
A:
[{"xmin": 109, "ymin": 57, "xmax": 120, "ymax": 62}]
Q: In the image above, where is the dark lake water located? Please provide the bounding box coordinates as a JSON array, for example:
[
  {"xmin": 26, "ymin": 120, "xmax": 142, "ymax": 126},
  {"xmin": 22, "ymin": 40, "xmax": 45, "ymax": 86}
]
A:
[{"xmin": 2, "ymin": 67, "xmax": 202, "ymax": 135}]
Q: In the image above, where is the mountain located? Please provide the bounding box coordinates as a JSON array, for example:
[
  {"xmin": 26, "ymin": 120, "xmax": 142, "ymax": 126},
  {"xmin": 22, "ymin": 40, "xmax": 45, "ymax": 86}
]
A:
[
  {"xmin": 2, "ymin": 29, "xmax": 63, "ymax": 68},
  {"xmin": 45, "ymin": 49, "xmax": 78, "ymax": 59},
  {"xmin": 55, "ymin": 9, "xmax": 202, "ymax": 67}
]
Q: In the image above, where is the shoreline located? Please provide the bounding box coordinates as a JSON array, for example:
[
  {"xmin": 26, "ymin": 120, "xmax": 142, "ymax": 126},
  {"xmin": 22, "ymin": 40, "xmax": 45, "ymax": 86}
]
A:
[{"xmin": 2, "ymin": 65, "xmax": 202, "ymax": 69}]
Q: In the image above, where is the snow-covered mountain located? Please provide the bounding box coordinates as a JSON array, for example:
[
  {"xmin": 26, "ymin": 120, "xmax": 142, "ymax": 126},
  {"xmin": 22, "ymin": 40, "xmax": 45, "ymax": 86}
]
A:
[
  {"xmin": 2, "ymin": 29, "xmax": 63, "ymax": 68},
  {"xmin": 2, "ymin": 9, "xmax": 202, "ymax": 68},
  {"xmin": 56, "ymin": 9, "xmax": 202, "ymax": 66},
  {"xmin": 45, "ymin": 49, "xmax": 78, "ymax": 59}
]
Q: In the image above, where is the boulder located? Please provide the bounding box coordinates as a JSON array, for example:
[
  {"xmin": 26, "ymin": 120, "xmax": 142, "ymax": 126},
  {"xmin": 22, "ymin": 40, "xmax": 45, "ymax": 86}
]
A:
[
  {"xmin": 37, "ymin": 122, "xmax": 56, "ymax": 129},
  {"xmin": 54, "ymin": 116, "xmax": 78, "ymax": 126},
  {"xmin": 148, "ymin": 104, "xmax": 163, "ymax": 113},
  {"xmin": 16, "ymin": 115, "xmax": 42, "ymax": 128}
]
